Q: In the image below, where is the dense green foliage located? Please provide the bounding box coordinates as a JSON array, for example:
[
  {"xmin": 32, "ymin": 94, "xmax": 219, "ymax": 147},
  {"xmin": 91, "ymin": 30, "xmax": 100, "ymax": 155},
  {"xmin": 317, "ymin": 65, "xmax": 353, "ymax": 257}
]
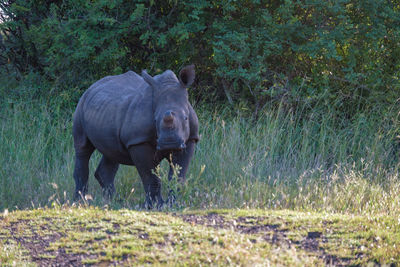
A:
[{"xmin": 1, "ymin": 0, "xmax": 400, "ymax": 111}]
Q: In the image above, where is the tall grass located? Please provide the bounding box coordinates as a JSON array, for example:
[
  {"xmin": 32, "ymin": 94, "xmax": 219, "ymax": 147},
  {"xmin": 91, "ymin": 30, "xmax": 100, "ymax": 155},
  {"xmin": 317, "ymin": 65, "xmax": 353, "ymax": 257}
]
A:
[{"xmin": 1, "ymin": 98, "xmax": 399, "ymax": 215}]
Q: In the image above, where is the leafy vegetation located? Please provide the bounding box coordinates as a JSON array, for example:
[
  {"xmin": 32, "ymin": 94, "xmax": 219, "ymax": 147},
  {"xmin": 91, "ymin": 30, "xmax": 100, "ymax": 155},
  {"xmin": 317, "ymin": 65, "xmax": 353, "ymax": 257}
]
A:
[{"xmin": 1, "ymin": 0, "xmax": 400, "ymax": 111}]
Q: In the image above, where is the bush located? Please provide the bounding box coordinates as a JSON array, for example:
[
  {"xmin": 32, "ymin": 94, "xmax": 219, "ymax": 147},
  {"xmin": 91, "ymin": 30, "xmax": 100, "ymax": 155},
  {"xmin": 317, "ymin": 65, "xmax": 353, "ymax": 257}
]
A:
[{"xmin": 1, "ymin": 0, "xmax": 399, "ymax": 113}]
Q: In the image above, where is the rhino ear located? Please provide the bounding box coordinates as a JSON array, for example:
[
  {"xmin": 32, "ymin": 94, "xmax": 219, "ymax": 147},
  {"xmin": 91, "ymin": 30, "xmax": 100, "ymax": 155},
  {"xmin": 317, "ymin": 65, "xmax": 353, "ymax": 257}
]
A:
[
  {"xmin": 179, "ymin": 64, "xmax": 195, "ymax": 88},
  {"xmin": 142, "ymin": 70, "xmax": 159, "ymax": 89}
]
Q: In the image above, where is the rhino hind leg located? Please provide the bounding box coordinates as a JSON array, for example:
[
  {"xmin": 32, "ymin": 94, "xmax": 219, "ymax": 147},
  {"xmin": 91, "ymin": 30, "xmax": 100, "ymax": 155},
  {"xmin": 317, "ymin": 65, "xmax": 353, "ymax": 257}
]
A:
[
  {"xmin": 73, "ymin": 148, "xmax": 95, "ymax": 200},
  {"xmin": 73, "ymin": 120, "xmax": 95, "ymax": 200},
  {"xmin": 94, "ymin": 155, "xmax": 119, "ymax": 199}
]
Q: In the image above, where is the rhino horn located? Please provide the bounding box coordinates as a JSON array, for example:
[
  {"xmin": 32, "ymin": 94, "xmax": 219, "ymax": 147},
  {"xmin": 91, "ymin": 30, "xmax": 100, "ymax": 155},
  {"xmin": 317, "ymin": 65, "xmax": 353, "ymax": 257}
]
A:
[{"xmin": 163, "ymin": 110, "xmax": 174, "ymax": 125}]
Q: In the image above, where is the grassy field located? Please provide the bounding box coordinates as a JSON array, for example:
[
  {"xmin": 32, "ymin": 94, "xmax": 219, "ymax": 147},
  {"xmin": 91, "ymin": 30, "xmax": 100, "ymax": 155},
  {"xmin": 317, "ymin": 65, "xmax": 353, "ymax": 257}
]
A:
[
  {"xmin": 1, "ymin": 206, "xmax": 400, "ymax": 266},
  {"xmin": 0, "ymin": 92, "xmax": 399, "ymax": 265},
  {"xmin": 1, "ymin": 98, "xmax": 399, "ymax": 215}
]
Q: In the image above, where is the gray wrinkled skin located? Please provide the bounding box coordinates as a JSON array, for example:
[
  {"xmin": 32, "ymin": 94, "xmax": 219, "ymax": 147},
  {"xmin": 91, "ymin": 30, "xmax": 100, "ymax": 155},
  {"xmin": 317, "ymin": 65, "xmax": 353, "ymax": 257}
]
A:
[{"xmin": 72, "ymin": 65, "xmax": 199, "ymax": 208}]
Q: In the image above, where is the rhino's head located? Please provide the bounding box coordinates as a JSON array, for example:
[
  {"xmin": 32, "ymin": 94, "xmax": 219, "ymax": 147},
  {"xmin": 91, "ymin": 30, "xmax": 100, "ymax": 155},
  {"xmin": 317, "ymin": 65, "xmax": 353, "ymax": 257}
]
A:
[{"xmin": 142, "ymin": 65, "xmax": 195, "ymax": 151}]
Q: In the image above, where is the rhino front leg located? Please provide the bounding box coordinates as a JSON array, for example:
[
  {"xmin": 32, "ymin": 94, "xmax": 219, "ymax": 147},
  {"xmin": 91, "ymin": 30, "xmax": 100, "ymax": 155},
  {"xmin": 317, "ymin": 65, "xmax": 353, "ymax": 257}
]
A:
[
  {"xmin": 167, "ymin": 140, "xmax": 196, "ymax": 204},
  {"xmin": 129, "ymin": 144, "xmax": 163, "ymax": 209},
  {"xmin": 168, "ymin": 140, "xmax": 196, "ymax": 181},
  {"xmin": 95, "ymin": 155, "xmax": 119, "ymax": 199}
]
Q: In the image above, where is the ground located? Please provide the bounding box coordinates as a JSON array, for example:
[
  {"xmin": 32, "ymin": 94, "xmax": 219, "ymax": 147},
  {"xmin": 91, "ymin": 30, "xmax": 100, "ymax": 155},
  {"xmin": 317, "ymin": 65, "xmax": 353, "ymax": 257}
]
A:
[{"xmin": 0, "ymin": 207, "xmax": 399, "ymax": 266}]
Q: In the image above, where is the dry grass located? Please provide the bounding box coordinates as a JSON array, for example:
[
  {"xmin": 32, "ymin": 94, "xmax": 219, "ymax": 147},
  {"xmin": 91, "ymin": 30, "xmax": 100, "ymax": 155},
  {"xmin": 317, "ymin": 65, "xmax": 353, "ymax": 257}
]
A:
[{"xmin": 0, "ymin": 99, "xmax": 399, "ymax": 217}]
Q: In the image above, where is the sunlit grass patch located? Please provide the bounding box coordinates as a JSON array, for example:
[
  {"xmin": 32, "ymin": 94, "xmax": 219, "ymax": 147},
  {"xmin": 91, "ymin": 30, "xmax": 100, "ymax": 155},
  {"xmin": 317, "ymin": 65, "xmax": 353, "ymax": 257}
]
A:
[
  {"xmin": 181, "ymin": 209, "xmax": 400, "ymax": 265},
  {"xmin": 0, "ymin": 207, "xmax": 326, "ymax": 266},
  {"xmin": 1, "ymin": 207, "xmax": 400, "ymax": 265}
]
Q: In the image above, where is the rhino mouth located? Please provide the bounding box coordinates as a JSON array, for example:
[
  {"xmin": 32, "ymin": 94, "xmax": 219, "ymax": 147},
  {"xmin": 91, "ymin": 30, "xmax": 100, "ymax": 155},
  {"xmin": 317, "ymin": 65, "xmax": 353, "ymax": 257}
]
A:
[{"xmin": 156, "ymin": 140, "xmax": 186, "ymax": 151}]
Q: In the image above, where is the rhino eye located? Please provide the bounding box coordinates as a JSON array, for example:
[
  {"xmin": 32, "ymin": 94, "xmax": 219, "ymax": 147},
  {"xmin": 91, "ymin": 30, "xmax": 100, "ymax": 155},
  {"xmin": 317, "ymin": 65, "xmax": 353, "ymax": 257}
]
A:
[{"xmin": 184, "ymin": 116, "xmax": 188, "ymax": 121}]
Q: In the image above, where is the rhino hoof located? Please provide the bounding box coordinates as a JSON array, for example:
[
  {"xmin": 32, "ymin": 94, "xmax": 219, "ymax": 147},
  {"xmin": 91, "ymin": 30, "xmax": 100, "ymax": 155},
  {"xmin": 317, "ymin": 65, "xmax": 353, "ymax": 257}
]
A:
[{"xmin": 102, "ymin": 185, "xmax": 115, "ymax": 200}]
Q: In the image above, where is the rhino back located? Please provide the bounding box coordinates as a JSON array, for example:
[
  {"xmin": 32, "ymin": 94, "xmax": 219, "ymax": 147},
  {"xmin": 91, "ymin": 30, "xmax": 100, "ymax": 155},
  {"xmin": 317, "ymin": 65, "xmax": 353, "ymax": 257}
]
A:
[{"xmin": 75, "ymin": 71, "xmax": 155, "ymax": 163}]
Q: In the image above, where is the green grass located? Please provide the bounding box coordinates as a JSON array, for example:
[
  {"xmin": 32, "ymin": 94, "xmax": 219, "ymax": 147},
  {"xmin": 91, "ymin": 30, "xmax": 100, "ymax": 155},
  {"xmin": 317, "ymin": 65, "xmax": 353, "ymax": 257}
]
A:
[
  {"xmin": 0, "ymin": 90, "xmax": 399, "ymax": 265},
  {"xmin": 0, "ymin": 96, "xmax": 399, "ymax": 215},
  {"xmin": 1, "ymin": 207, "xmax": 399, "ymax": 265}
]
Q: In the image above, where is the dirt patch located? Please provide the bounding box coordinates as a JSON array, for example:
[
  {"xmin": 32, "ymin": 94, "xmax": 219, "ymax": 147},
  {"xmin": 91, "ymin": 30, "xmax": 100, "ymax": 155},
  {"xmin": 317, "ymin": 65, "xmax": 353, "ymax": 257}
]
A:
[
  {"xmin": 180, "ymin": 213, "xmax": 353, "ymax": 266},
  {"xmin": 4, "ymin": 219, "xmax": 99, "ymax": 267}
]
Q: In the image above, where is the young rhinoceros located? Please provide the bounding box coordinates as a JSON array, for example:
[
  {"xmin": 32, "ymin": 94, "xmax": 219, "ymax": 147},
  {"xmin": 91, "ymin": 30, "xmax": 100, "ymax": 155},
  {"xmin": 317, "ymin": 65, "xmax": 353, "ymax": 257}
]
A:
[{"xmin": 72, "ymin": 65, "xmax": 199, "ymax": 208}]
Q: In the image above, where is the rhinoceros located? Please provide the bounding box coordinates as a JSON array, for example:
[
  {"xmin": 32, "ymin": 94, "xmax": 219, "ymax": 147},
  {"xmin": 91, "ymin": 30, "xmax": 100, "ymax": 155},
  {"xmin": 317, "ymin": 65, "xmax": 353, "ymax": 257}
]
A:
[{"xmin": 72, "ymin": 65, "xmax": 199, "ymax": 208}]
